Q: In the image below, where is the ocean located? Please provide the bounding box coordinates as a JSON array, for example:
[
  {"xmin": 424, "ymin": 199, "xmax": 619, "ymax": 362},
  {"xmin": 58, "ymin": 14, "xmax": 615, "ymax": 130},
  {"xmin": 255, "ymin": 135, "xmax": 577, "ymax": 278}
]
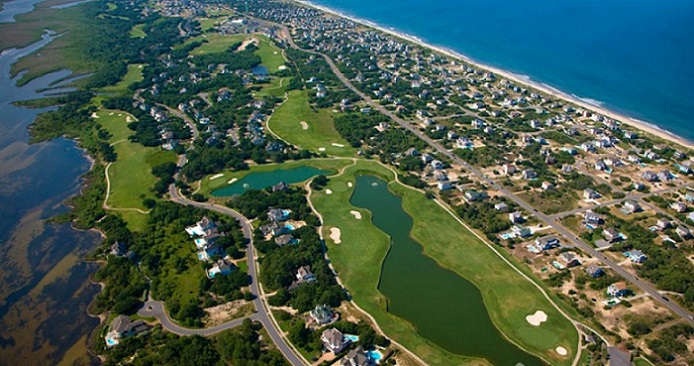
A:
[{"xmin": 307, "ymin": 0, "xmax": 694, "ymax": 142}]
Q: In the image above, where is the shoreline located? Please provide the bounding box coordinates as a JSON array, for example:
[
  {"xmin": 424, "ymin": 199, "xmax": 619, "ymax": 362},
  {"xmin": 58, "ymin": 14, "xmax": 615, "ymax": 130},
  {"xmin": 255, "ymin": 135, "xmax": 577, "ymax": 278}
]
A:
[{"xmin": 293, "ymin": 0, "xmax": 694, "ymax": 150}]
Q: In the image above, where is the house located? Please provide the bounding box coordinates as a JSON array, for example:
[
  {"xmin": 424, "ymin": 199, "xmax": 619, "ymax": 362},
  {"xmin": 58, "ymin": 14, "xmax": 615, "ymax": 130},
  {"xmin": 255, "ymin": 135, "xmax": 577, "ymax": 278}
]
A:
[
  {"xmin": 607, "ymin": 282, "xmax": 629, "ymax": 297},
  {"xmin": 688, "ymin": 212, "xmax": 694, "ymax": 222},
  {"xmin": 341, "ymin": 346, "xmax": 370, "ymax": 366},
  {"xmin": 602, "ymin": 228, "xmax": 622, "ymax": 243},
  {"xmin": 642, "ymin": 171, "xmax": 658, "ymax": 182},
  {"xmin": 260, "ymin": 222, "xmax": 287, "ymax": 236},
  {"xmin": 421, "ymin": 153, "xmax": 433, "ymax": 163},
  {"xmin": 321, "ymin": 328, "xmax": 349, "ymax": 354},
  {"xmin": 559, "ymin": 252, "xmax": 581, "ymax": 267},
  {"xmin": 464, "ymin": 190, "xmax": 488, "ymax": 202},
  {"xmin": 628, "ymin": 249, "xmax": 647, "ymax": 263},
  {"xmin": 275, "ymin": 234, "xmax": 295, "ymax": 246},
  {"xmin": 679, "ymin": 163, "xmax": 692, "ymax": 174},
  {"xmin": 268, "ymin": 208, "xmax": 290, "ymax": 222},
  {"xmin": 623, "ymin": 199, "xmax": 641, "ymax": 213},
  {"xmin": 494, "ymin": 202, "xmax": 509, "ymax": 212},
  {"xmin": 509, "ymin": 211, "xmax": 524, "ymax": 223},
  {"xmin": 310, "ymin": 304, "xmax": 336, "ymax": 325},
  {"xmin": 208, "ymin": 259, "xmax": 235, "ymax": 278},
  {"xmin": 535, "ymin": 236, "xmax": 560, "ymax": 251},
  {"xmin": 686, "ymin": 192, "xmax": 694, "ymax": 203},
  {"xmin": 676, "ymin": 226, "xmax": 692, "ymax": 239},
  {"xmin": 522, "ymin": 169, "xmax": 537, "ymax": 179},
  {"xmin": 584, "ymin": 211, "xmax": 601, "ymax": 226},
  {"xmin": 584, "ymin": 264, "xmax": 604, "ymax": 278},
  {"xmin": 109, "ymin": 241, "xmax": 127, "ymax": 257},
  {"xmin": 198, "ymin": 244, "xmax": 221, "ymax": 262},
  {"xmin": 594, "ymin": 160, "xmax": 608, "ymax": 171},
  {"xmin": 296, "ymin": 265, "xmax": 316, "ymax": 283},
  {"xmin": 658, "ymin": 170, "xmax": 673, "ymax": 182},
  {"xmin": 455, "ymin": 137, "xmax": 473, "ymax": 149},
  {"xmin": 431, "ymin": 160, "xmax": 444, "ymax": 170},
  {"xmin": 437, "ymin": 180, "xmax": 453, "ymax": 190},
  {"xmin": 511, "ymin": 224, "xmax": 532, "ymax": 238},
  {"xmin": 503, "ymin": 164, "xmax": 517, "ymax": 175},
  {"xmin": 272, "ymin": 181, "xmax": 288, "ymax": 192},
  {"xmin": 670, "ymin": 201, "xmax": 687, "ymax": 213},
  {"xmin": 583, "ymin": 188, "xmax": 600, "ymax": 200},
  {"xmin": 185, "ymin": 216, "xmax": 217, "ymax": 236},
  {"xmin": 541, "ymin": 181, "xmax": 554, "ymax": 190},
  {"xmin": 656, "ymin": 218, "xmax": 672, "ymax": 231},
  {"xmin": 104, "ymin": 315, "xmax": 150, "ymax": 347}
]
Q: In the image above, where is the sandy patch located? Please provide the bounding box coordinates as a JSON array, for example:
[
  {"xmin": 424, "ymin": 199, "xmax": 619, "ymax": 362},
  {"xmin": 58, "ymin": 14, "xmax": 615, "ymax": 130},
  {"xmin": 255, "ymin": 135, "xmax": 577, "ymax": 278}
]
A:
[
  {"xmin": 227, "ymin": 178, "xmax": 238, "ymax": 184},
  {"xmin": 91, "ymin": 112, "xmax": 99, "ymax": 119},
  {"xmin": 350, "ymin": 210, "xmax": 362, "ymax": 219},
  {"xmin": 138, "ymin": 65, "xmax": 143, "ymax": 69},
  {"xmin": 555, "ymin": 346, "xmax": 567, "ymax": 356},
  {"xmin": 526, "ymin": 310, "xmax": 548, "ymax": 326},
  {"xmin": 210, "ymin": 173, "xmax": 224, "ymax": 180},
  {"xmin": 319, "ymin": 147, "xmax": 326, "ymax": 151},
  {"xmin": 117, "ymin": 113, "xmax": 122, "ymax": 116},
  {"xmin": 300, "ymin": 121, "xmax": 308, "ymax": 130},
  {"xmin": 325, "ymin": 189, "xmax": 333, "ymax": 195},
  {"xmin": 108, "ymin": 112, "xmax": 114, "ymax": 116},
  {"xmin": 238, "ymin": 38, "xmax": 257, "ymax": 51},
  {"xmin": 347, "ymin": 182, "xmax": 353, "ymax": 187},
  {"xmin": 125, "ymin": 116, "xmax": 133, "ymax": 122},
  {"xmin": 331, "ymin": 143, "xmax": 344, "ymax": 147},
  {"xmin": 278, "ymin": 65, "xmax": 287, "ymax": 70},
  {"xmin": 329, "ymin": 227, "xmax": 341, "ymax": 244}
]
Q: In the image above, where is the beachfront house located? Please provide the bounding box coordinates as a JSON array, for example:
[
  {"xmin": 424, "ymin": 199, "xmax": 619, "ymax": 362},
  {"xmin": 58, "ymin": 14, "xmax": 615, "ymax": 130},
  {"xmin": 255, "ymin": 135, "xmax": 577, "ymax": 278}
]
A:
[
  {"xmin": 321, "ymin": 328, "xmax": 349, "ymax": 354},
  {"xmin": 607, "ymin": 282, "xmax": 629, "ymax": 298},
  {"xmin": 104, "ymin": 315, "xmax": 150, "ymax": 347},
  {"xmin": 310, "ymin": 304, "xmax": 336, "ymax": 325},
  {"xmin": 628, "ymin": 250, "xmax": 647, "ymax": 263}
]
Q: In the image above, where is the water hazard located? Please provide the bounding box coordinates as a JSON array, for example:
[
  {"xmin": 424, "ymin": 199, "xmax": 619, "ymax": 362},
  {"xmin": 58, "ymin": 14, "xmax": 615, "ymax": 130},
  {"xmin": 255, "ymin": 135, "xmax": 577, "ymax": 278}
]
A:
[
  {"xmin": 211, "ymin": 165, "xmax": 328, "ymax": 196},
  {"xmin": 350, "ymin": 175, "xmax": 544, "ymax": 366}
]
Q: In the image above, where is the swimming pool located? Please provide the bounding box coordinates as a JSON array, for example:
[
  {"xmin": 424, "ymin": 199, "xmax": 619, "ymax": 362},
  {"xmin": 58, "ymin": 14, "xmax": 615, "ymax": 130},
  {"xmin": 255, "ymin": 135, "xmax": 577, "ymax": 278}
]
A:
[
  {"xmin": 499, "ymin": 232, "xmax": 513, "ymax": 240},
  {"xmin": 367, "ymin": 350, "xmax": 383, "ymax": 362},
  {"xmin": 344, "ymin": 334, "xmax": 359, "ymax": 342},
  {"xmin": 106, "ymin": 337, "xmax": 118, "ymax": 346},
  {"xmin": 285, "ymin": 224, "xmax": 295, "ymax": 231}
]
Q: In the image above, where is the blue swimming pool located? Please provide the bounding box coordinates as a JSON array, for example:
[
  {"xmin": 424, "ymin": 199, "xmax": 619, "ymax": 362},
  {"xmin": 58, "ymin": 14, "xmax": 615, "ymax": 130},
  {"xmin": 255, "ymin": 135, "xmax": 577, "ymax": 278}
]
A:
[
  {"xmin": 285, "ymin": 224, "xmax": 295, "ymax": 231},
  {"xmin": 344, "ymin": 334, "xmax": 359, "ymax": 342},
  {"xmin": 106, "ymin": 337, "xmax": 118, "ymax": 346},
  {"xmin": 367, "ymin": 350, "xmax": 383, "ymax": 362}
]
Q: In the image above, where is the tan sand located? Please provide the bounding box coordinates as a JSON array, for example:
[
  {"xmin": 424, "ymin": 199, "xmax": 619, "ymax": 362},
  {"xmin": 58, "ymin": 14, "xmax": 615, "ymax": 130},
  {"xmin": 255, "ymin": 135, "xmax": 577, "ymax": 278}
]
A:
[
  {"xmin": 555, "ymin": 346, "xmax": 568, "ymax": 356},
  {"xmin": 350, "ymin": 210, "xmax": 362, "ymax": 219},
  {"xmin": 227, "ymin": 178, "xmax": 238, "ymax": 184},
  {"xmin": 91, "ymin": 112, "xmax": 99, "ymax": 119},
  {"xmin": 347, "ymin": 182, "xmax": 353, "ymax": 188},
  {"xmin": 526, "ymin": 310, "xmax": 548, "ymax": 326},
  {"xmin": 325, "ymin": 189, "xmax": 333, "ymax": 195},
  {"xmin": 210, "ymin": 173, "xmax": 224, "ymax": 180},
  {"xmin": 300, "ymin": 121, "xmax": 308, "ymax": 130},
  {"xmin": 330, "ymin": 227, "xmax": 341, "ymax": 244},
  {"xmin": 318, "ymin": 147, "xmax": 326, "ymax": 151},
  {"xmin": 331, "ymin": 143, "xmax": 344, "ymax": 147},
  {"xmin": 297, "ymin": 1, "xmax": 694, "ymax": 149}
]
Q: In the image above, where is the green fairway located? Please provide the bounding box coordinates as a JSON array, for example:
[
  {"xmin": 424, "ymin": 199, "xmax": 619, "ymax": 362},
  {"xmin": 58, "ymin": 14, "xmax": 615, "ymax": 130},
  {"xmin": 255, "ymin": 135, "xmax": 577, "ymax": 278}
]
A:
[
  {"xmin": 198, "ymin": 158, "xmax": 353, "ymax": 197},
  {"xmin": 100, "ymin": 64, "xmax": 143, "ymax": 93},
  {"xmin": 255, "ymin": 76, "xmax": 290, "ymax": 97},
  {"xmin": 97, "ymin": 110, "xmax": 177, "ymax": 225},
  {"xmin": 188, "ymin": 33, "xmax": 249, "ymax": 55},
  {"xmin": 268, "ymin": 90, "xmax": 356, "ymax": 157},
  {"xmin": 129, "ymin": 24, "xmax": 146, "ymax": 38},
  {"xmin": 253, "ymin": 35, "xmax": 286, "ymax": 71},
  {"xmin": 310, "ymin": 160, "xmax": 579, "ymax": 366}
]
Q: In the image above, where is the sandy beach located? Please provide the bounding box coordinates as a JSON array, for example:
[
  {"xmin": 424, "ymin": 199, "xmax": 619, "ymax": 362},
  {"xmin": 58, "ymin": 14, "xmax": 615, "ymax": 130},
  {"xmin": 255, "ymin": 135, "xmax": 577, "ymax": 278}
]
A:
[{"xmin": 294, "ymin": 0, "xmax": 694, "ymax": 150}]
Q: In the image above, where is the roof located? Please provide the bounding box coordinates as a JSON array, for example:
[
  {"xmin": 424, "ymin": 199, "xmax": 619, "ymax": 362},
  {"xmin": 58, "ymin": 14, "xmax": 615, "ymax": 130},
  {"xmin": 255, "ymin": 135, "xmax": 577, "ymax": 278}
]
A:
[
  {"xmin": 610, "ymin": 282, "xmax": 628, "ymax": 291},
  {"xmin": 607, "ymin": 347, "xmax": 631, "ymax": 366},
  {"xmin": 341, "ymin": 346, "xmax": 369, "ymax": 366},
  {"xmin": 321, "ymin": 328, "xmax": 343, "ymax": 345}
]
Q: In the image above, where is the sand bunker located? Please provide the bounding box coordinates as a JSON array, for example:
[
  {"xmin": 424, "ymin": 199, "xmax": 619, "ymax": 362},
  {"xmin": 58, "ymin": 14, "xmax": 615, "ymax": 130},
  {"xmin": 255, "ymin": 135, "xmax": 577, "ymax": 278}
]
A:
[
  {"xmin": 555, "ymin": 346, "xmax": 568, "ymax": 356},
  {"xmin": 347, "ymin": 182, "xmax": 353, "ymax": 187},
  {"xmin": 350, "ymin": 210, "xmax": 362, "ymax": 219},
  {"xmin": 526, "ymin": 310, "xmax": 548, "ymax": 326},
  {"xmin": 325, "ymin": 189, "xmax": 333, "ymax": 195},
  {"xmin": 300, "ymin": 121, "xmax": 308, "ymax": 130},
  {"xmin": 108, "ymin": 112, "xmax": 114, "ymax": 116},
  {"xmin": 125, "ymin": 116, "xmax": 133, "ymax": 122},
  {"xmin": 278, "ymin": 65, "xmax": 287, "ymax": 70},
  {"xmin": 331, "ymin": 143, "xmax": 344, "ymax": 147},
  {"xmin": 91, "ymin": 112, "xmax": 99, "ymax": 119},
  {"xmin": 227, "ymin": 178, "xmax": 238, "ymax": 184},
  {"xmin": 210, "ymin": 173, "xmax": 224, "ymax": 180},
  {"xmin": 319, "ymin": 147, "xmax": 326, "ymax": 151},
  {"xmin": 330, "ymin": 227, "xmax": 341, "ymax": 244}
]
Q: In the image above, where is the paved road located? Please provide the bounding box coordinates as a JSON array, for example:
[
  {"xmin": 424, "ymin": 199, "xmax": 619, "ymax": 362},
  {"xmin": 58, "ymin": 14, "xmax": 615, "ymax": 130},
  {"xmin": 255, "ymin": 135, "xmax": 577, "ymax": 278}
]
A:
[
  {"xmin": 280, "ymin": 31, "xmax": 694, "ymax": 326},
  {"xmin": 137, "ymin": 299, "xmax": 255, "ymax": 336}
]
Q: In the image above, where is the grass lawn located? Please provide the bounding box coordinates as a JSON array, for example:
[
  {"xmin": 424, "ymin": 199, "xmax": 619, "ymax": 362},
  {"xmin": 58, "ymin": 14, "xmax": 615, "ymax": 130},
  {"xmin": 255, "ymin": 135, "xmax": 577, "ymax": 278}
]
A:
[
  {"xmin": 188, "ymin": 33, "xmax": 249, "ymax": 55},
  {"xmin": 268, "ymin": 90, "xmax": 355, "ymax": 157},
  {"xmin": 198, "ymin": 158, "xmax": 353, "ymax": 197},
  {"xmin": 519, "ymin": 189, "xmax": 578, "ymax": 215},
  {"xmin": 254, "ymin": 76, "xmax": 290, "ymax": 98},
  {"xmin": 100, "ymin": 64, "xmax": 143, "ymax": 93},
  {"xmin": 253, "ymin": 35, "xmax": 286, "ymax": 71},
  {"xmin": 129, "ymin": 24, "xmax": 146, "ymax": 38},
  {"xmin": 197, "ymin": 18, "xmax": 219, "ymax": 32},
  {"xmin": 97, "ymin": 110, "xmax": 177, "ymax": 225},
  {"xmin": 310, "ymin": 160, "xmax": 579, "ymax": 366}
]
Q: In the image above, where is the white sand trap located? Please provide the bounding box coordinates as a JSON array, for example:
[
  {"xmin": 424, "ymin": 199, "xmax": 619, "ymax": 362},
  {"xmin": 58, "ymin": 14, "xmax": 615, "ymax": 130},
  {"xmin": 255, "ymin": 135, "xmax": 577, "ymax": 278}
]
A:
[
  {"xmin": 555, "ymin": 347, "xmax": 568, "ymax": 356},
  {"xmin": 350, "ymin": 210, "xmax": 362, "ymax": 219},
  {"xmin": 273, "ymin": 51, "xmax": 278, "ymax": 54},
  {"xmin": 278, "ymin": 65, "xmax": 287, "ymax": 70},
  {"xmin": 300, "ymin": 121, "xmax": 308, "ymax": 130},
  {"xmin": 319, "ymin": 147, "xmax": 326, "ymax": 151},
  {"xmin": 325, "ymin": 189, "xmax": 333, "ymax": 195},
  {"xmin": 526, "ymin": 310, "xmax": 548, "ymax": 326},
  {"xmin": 347, "ymin": 182, "xmax": 353, "ymax": 187},
  {"xmin": 108, "ymin": 112, "xmax": 114, "ymax": 116},
  {"xmin": 138, "ymin": 65, "xmax": 143, "ymax": 69},
  {"xmin": 117, "ymin": 113, "xmax": 122, "ymax": 116},
  {"xmin": 330, "ymin": 227, "xmax": 341, "ymax": 244},
  {"xmin": 91, "ymin": 112, "xmax": 99, "ymax": 118},
  {"xmin": 125, "ymin": 116, "xmax": 133, "ymax": 122},
  {"xmin": 227, "ymin": 178, "xmax": 238, "ymax": 184},
  {"xmin": 331, "ymin": 143, "xmax": 344, "ymax": 147},
  {"xmin": 210, "ymin": 173, "xmax": 224, "ymax": 180}
]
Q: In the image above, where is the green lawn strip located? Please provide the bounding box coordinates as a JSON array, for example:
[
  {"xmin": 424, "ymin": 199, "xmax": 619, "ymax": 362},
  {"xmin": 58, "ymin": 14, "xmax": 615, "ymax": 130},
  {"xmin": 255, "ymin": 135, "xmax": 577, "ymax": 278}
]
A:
[
  {"xmin": 253, "ymin": 35, "xmax": 286, "ymax": 71},
  {"xmin": 197, "ymin": 18, "xmax": 219, "ymax": 32},
  {"xmin": 198, "ymin": 158, "xmax": 353, "ymax": 196},
  {"xmin": 129, "ymin": 24, "xmax": 146, "ymax": 38},
  {"xmin": 100, "ymin": 64, "xmax": 143, "ymax": 93},
  {"xmin": 255, "ymin": 76, "xmax": 289, "ymax": 98},
  {"xmin": 96, "ymin": 109, "xmax": 134, "ymax": 143},
  {"xmin": 116, "ymin": 211, "xmax": 148, "ymax": 233},
  {"xmin": 188, "ymin": 33, "xmax": 249, "ymax": 55},
  {"xmin": 268, "ymin": 90, "xmax": 355, "ymax": 157},
  {"xmin": 311, "ymin": 160, "xmax": 578, "ymax": 366}
]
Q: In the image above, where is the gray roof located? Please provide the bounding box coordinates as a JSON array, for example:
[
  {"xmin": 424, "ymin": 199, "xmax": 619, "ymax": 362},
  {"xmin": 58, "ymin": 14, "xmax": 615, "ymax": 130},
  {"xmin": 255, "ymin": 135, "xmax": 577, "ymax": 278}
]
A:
[
  {"xmin": 341, "ymin": 346, "xmax": 369, "ymax": 366},
  {"xmin": 607, "ymin": 347, "xmax": 632, "ymax": 366}
]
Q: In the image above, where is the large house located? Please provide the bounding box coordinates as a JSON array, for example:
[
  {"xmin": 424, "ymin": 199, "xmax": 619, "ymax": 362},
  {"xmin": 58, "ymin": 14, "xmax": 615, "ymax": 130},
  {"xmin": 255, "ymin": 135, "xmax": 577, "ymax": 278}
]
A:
[
  {"xmin": 185, "ymin": 216, "xmax": 217, "ymax": 237},
  {"xmin": 584, "ymin": 264, "xmax": 604, "ymax": 278},
  {"xmin": 584, "ymin": 211, "xmax": 601, "ymax": 226},
  {"xmin": 321, "ymin": 328, "xmax": 349, "ymax": 354},
  {"xmin": 509, "ymin": 211, "xmax": 524, "ymax": 224},
  {"xmin": 105, "ymin": 315, "xmax": 150, "ymax": 347},
  {"xmin": 535, "ymin": 236, "xmax": 560, "ymax": 251},
  {"xmin": 628, "ymin": 249, "xmax": 647, "ymax": 263},
  {"xmin": 310, "ymin": 304, "xmax": 336, "ymax": 325},
  {"xmin": 602, "ymin": 228, "xmax": 622, "ymax": 243},
  {"xmin": 341, "ymin": 346, "xmax": 370, "ymax": 366},
  {"xmin": 607, "ymin": 282, "xmax": 629, "ymax": 298},
  {"xmin": 623, "ymin": 199, "xmax": 641, "ymax": 214},
  {"xmin": 583, "ymin": 188, "xmax": 600, "ymax": 200},
  {"xmin": 296, "ymin": 265, "xmax": 316, "ymax": 283},
  {"xmin": 208, "ymin": 259, "xmax": 235, "ymax": 278}
]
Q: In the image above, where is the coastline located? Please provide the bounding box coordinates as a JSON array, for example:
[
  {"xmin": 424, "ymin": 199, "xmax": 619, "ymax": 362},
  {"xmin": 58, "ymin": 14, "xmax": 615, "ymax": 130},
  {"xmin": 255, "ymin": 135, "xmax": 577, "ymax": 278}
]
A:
[{"xmin": 293, "ymin": 0, "xmax": 694, "ymax": 150}]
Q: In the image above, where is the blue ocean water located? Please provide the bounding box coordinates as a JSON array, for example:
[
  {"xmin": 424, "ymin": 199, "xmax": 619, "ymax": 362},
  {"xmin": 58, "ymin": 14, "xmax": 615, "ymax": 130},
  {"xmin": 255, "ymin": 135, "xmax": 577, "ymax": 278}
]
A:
[{"xmin": 308, "ymin": 0, "xmax": 694, "ymax": 142}]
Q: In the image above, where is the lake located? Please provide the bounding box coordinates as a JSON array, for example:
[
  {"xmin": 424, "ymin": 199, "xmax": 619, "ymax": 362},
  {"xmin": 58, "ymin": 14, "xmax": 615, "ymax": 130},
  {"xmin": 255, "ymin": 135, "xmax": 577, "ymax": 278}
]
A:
[
  {"xmin": 350, "ymin": 175, "xmax": 544, "ymax": 366},
  {"xmin": 211, "ymin": 165, "xmax": 328, "ymax": 196},
  {"xmin": 0, "ymin": 32, "xmax": 101, "ymax": 365}
]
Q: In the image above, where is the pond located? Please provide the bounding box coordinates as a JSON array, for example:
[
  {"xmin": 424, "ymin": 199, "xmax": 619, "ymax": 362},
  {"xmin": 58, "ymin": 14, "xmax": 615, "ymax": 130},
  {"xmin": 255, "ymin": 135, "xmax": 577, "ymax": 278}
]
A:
[
  {"xmin": 211, "ymin": 165, "xmax": 328, "ymax": 196},
  {"xmin": 350, "ymin": 175, "xmax": 544, "ymax": 366}
]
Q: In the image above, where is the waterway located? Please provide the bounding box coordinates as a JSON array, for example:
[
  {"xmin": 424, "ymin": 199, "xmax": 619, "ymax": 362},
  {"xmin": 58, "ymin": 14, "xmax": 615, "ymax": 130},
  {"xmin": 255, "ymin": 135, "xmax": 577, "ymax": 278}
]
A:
[
  {"xmin": 350, "ymin": 175, "xmax": 544, "ymax": 366},
  {"xmin": 211, "ymin": 165, "xmax": 328, "ymax": 196},
  {"xmin": 0, "ymin": 0, "xmax": 45, "ymax": 22},
  {"xmin": 0, "ymin": 32, "xmax": 101, "ymax": 365}
]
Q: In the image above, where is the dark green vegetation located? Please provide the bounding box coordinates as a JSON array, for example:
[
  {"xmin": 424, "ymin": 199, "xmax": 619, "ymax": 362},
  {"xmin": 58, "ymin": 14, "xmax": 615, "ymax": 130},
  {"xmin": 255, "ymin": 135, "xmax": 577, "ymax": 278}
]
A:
[{"xmin": 102, "ymin": 320, "xmax": 288, "ymax": 366}]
